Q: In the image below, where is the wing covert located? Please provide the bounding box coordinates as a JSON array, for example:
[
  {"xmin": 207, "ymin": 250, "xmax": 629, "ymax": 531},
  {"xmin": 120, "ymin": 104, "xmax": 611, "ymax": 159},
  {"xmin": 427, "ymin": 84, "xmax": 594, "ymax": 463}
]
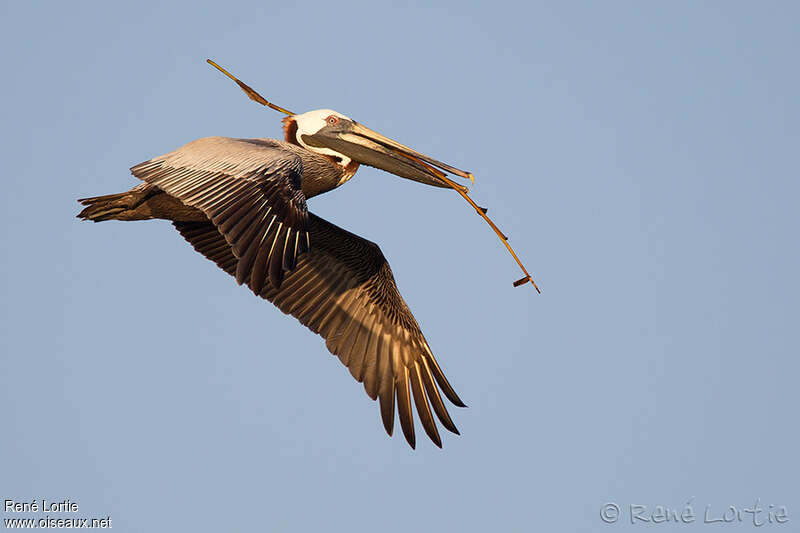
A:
[{"xmin": 133, "ymin": 137, "xmax": 309, "ymax": 292}]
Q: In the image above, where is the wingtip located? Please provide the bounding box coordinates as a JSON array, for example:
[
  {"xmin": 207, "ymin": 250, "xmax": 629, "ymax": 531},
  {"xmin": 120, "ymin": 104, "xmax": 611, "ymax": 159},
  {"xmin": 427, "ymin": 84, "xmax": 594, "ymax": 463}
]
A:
[{"xmin": 447, "ymin": 388, "xmax": 468, "ymax": 408}]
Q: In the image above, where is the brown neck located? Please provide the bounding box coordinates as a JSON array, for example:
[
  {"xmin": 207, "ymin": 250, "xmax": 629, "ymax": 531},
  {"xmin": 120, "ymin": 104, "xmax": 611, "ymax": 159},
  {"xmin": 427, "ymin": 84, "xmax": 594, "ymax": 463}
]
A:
[
  {"xmin": 283, "ymin": 116, "xmax": 360, "ymax": 197},
  {"xmin": 283, "ymin": 116, "xmax": 299, "ymax": 145}
]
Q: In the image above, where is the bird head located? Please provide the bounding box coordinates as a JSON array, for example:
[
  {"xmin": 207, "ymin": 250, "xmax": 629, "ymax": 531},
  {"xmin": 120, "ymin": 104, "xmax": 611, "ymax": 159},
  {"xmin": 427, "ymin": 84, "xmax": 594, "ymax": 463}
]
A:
[{"xmin": 284, "ymin": 109, "xmax": 472, "ymax": 189}]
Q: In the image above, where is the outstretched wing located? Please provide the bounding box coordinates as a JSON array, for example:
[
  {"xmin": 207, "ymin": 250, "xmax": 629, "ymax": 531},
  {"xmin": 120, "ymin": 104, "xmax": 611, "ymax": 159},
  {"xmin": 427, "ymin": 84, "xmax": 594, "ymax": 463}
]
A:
[
  {"xmin": 132, "ymin": 137, "xmax": 309, "ymax": 292},
  {"xmin": 173, "ymin": 213, "xmax": 466, "ymax": 448}
]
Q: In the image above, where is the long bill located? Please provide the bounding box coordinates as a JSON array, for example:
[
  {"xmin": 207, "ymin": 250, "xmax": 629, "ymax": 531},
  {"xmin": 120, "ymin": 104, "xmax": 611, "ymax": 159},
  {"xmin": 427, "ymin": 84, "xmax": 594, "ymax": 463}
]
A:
[
  {"xmin": 347, "ymin": 123, "xmax": 475, "ymax": 184},
  {"xmin": 301, "ymin": 123, "xmax": 468, "ymax": 191}
]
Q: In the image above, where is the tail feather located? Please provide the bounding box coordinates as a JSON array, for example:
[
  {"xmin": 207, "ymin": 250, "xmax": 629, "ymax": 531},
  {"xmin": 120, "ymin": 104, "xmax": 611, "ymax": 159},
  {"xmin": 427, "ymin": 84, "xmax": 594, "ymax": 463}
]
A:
[
  {"xmin": 77, "ymin": 185, "xmax": 206, "ymax": 223},
  {"xmin": 77, "ymin": 192, "xmax": 134, "ymax": 222}
]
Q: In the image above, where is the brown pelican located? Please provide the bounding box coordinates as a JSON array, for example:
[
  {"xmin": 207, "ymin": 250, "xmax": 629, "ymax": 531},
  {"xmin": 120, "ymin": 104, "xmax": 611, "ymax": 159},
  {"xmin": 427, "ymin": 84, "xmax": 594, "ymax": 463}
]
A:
[{"xmin": 78, "ymin": 61, "xmax": 538, "ymax": 449}]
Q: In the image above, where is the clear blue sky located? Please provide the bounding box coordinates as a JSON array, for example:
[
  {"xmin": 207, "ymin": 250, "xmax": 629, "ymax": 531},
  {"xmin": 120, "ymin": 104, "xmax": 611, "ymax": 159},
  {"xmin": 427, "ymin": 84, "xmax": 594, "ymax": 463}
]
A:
[{"xmin": 2, "ymin": 1, "xmax": 798, "ymax": 531}]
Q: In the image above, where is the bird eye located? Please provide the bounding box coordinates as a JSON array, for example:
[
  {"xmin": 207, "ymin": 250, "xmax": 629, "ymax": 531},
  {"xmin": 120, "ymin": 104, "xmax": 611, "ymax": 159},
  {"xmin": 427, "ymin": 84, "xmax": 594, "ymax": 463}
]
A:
[{"xmin": 326, "ymin": 115, "xmax": 339, "ymax": 125}]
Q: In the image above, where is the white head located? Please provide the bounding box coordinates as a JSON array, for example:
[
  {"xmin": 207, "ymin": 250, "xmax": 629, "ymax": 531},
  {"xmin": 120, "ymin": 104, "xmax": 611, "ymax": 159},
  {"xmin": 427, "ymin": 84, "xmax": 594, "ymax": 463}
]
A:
[
  {"xmin": 290, "ymin": 109, "xmax": 353, "ymax": 167},
  {"xmin": 280, "ymin": 106, "xmax": 472, "ymax": 191}
]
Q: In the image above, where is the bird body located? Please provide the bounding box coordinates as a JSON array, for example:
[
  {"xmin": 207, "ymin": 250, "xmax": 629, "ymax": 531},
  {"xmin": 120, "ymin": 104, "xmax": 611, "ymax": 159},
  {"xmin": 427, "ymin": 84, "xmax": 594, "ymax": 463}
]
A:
[{"xmin": 78, "ymin": 108, "xmax": 471, "ymax": 448}]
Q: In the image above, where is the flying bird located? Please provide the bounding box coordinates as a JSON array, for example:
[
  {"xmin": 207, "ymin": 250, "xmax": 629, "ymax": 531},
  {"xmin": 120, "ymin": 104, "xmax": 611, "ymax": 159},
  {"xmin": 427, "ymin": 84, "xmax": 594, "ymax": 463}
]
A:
[{"xmin": 78, "ymin": 60, "xmax": 538, "ymax": 449}]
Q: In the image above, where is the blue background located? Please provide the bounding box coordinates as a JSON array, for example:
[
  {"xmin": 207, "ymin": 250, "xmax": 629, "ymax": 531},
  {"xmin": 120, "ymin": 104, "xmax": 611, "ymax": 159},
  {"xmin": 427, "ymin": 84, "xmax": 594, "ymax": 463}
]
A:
[{"xmin": 2, "ymin": 1, "xmax": 797, "ymax": 531}]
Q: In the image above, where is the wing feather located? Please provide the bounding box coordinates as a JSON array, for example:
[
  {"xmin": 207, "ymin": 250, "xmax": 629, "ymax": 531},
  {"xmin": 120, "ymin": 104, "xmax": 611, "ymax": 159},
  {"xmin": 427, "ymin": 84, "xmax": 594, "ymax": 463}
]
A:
[
  {"xmin": 411, "ymin": 361, "xmax": 442, "ymax": 448},
  {"xmin": 132, "ymin": 137, "xmax": 308, "ymax": 294},
  {"xmin": 359, "ymin": 313, "xmax": 381, "ymax": 400},
  {"xmin": 396, "ymin": 366, "xmax": 416, "ymax": 449},
  {"xmin": 172, "ymin": 209, "xmax": 465, "ymax": 448}
]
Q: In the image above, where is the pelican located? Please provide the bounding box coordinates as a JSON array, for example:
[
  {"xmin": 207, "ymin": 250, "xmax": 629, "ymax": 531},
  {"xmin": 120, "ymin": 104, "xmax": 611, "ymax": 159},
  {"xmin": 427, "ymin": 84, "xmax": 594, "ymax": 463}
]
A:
[{"xmin": 78, "ymin": 61, "xmax": 537, "ymax": 448}]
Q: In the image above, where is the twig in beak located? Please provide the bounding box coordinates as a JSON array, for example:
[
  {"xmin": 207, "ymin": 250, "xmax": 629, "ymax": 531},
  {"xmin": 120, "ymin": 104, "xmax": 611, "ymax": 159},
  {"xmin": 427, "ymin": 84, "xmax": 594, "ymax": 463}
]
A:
[{"xmin": 206, "ymin": 59, "xmax": 539, "ymax": 292}]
